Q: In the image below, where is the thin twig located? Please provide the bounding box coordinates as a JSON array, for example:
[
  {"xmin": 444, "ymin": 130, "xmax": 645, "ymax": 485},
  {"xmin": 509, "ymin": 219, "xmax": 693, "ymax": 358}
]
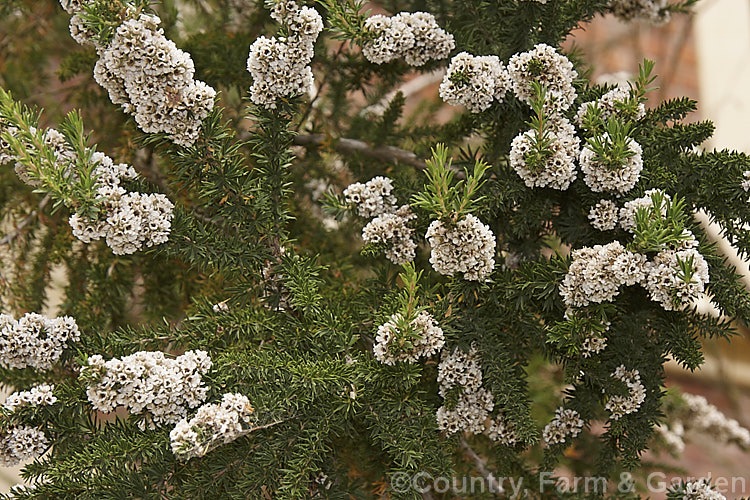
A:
[
  {"xmin": 0, "ymin": 194, "xmax": 51, "ymax": 246},
  {"xmin": 295, "ymin": 133, "xmax": 432, "ymax": 170},
  {"xmin": 459, "ymin": 437, "xmax": 504, "ymax": 495}
]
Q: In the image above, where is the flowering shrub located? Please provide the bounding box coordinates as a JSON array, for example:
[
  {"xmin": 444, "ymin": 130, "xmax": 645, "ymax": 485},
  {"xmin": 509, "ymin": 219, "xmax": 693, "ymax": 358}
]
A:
[{"xmin": 0, "ymin": 0, "xmax": 748, "ymax": 498}]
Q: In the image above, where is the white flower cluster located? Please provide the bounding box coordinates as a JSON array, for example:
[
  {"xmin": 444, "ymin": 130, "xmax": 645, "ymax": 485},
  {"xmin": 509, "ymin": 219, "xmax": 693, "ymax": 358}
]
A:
[
  {"xmin": 0, "ymin": 313, "xmax": 80, "ymax": 370},
  {"xmin": 362, "ymin": 12, "xmax": 454, "ymax": 66},
  {"xmin": 660, "ymin": 394, "xmax": 750, "ymax": 453},
  {"xmin": 588, "ymin": 199, "xmax": 620, "ymax": 231},
  {"xmin": 436, "ymin": 347, "xmax": 494, "ymax": 435},
  {"xmin": 84, "ymin": 350, "xmax": 212, "ymax": 430},
  {"xmin": 425, "ymin": 215, "xmax": 496, "ymax": 281},
  {"xmin": 62, "ymin": 3, "xmax": 217, "ymax": 147},
  {"xmin": 605, "ymin": 365, "xmax": 646, "ymax": 420},
  {"xmin": 681, "ymin": 479, "xmax": 726, "ymax": 500},
  {"xmin": 575, "ymin": 84, "xmax": 646, "ymax": 127},
  {"xmin": 0, "ymin": 426, "xmax": 48, "ymax": 467},
  {"xmin": 563, "ymin": 201, "xmax": 710, "ymax": 310},
  {"xmin": 246, "ymin": 1, "xmax": 323, "ymax": 108},
  {"xmin": 344, "ymin": 176, "xmax": 397, "ymax": 218},
  {"xmin": 59, "ymin": 0, "xmax": 100, "ymax": 45},
  {"xmin": 487, "ymin": 415, "xmax": 519, "ymax": 445},
  {"xmin": 610, "ymin": 0, "xmax": 670, "ymax": 26},
  {"xmin": 68, "ymin": 151, "xmax": 174, "ymax": 255},
  {"xmin": 373, "ymin": 311, "xmax": 445, "ymax": 365},
  {"xmin": 581, "ymin": 333, "xmax": 607, "ymax": 357},
  {"xmin": 344, "ymin": 177, "xmax": 418, "ymax": 264},
  {"xmin": 509, "ymin": 118, "xmax": 580, "ymax": 190},
  {"xmin": 579, "ymin": 135, "xmax": 643, "ymax": 194},
  {"xmin": 683, "ymin": 394, "xmax": 750, "ymax": 448},
  {"xmin": 642, "ymin": 247, "xmax": 709, "ymax": 311},
  {"xmin": 4, "ymin": 384, "xmax": 57, "ymax": 411},
  {"xmin": 542, "ymin": 407, "xmax": 584, "ymax": 446},
  {"xmin": 94, "ymin": 15, "xmax": 215, "ymax": 146},
  {"xmin": 438, "ymin": 52, "xmax": 510, "ymax": 112},
  {"xmin": 507, "ymin": 43, "xmax": 578, "ymax": 114},
  {"xmin": 362, "ymin": 205, "xmax": 418, "ymax": 265},
  {"xmin": 559, "ymin": 241, "xmax": 647, "ymax": 307},
  {"xmin": 0, "ymin": 122, "xmax": 174, "ymax": 255},
  {"xmin": 170, "ymin": 393, "xmax": 254, "ymax": 461}
]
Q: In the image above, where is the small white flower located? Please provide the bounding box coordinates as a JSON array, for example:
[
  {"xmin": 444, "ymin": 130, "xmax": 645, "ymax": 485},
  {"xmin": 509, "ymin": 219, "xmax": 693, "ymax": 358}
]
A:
[
  {"xmin": 508, "ymin": 43, "xmax": 578, "ymax": 115},
  {"xmin": 588, "ymin": 200, "xmax": 620, "ymax": 231},
  {"xmin": 543, "ymin": 407, "xmax": 584, "ymax": 445},
  {"xmin": 0, "ymin": 313, "xmax": 80, "ymax": 370},
  {"xmin": 425, "ymin": 215, "xmax": 496, "ymax": 281},
  {"xmin": 439, "ymin": 52, "xmax": 511, "ymax": 112},
  {"xmin": 83, "ymin": 350, "xmax": 212, "ymax": 429},
  {"xmin": 170, "ymin": 393, "xmax": 254, "ymax": 460},
  {"xmin": 373, "ymin": 311, "xmax": 445, "ymax": 365}
]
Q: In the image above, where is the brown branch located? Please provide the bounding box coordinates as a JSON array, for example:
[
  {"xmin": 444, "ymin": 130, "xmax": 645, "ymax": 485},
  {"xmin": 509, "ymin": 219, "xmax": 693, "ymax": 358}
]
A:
[
  {"xmin": 293, "ymin": 133, "xmax": 429, "ymax": 171},
  {"xmin": 459, "ymin": 436, "xmax": 504, "ymax": 495}
]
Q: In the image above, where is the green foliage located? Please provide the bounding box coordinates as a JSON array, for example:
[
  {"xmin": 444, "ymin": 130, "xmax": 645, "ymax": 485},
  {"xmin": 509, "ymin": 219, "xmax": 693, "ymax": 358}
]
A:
[{"xmin": 412, "ymin": 143, "xmax": 489, "ymax": 221}]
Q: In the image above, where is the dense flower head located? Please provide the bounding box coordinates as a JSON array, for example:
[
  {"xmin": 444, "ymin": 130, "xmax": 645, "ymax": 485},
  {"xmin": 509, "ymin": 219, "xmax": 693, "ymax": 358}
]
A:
[
  {"xmin": 0, "ymin": 426, "xmax": 48, "ymax": 467},
  {"xmin": 575, "ymin": 84, "xmax": 646, "ymax": 127},
  {"xmin": 4, "ymin": 384, "xmax": 57, "ymax": 411},
  {"xmin": 588, "ymin": 199, "xmax": 620, "ymax": 231},
  {"xmin": 605, "ymin": 365, "xmax": 646, "ymax": 420},
  {"xmin": 373, "ymin": 311, "xmax": 445, "ymax": 365},
  {"xmin": 437, "ymin": 387, "xmax": 494, "ymax": 434},
  {"xmin": 247, "ymin": 2, "xmax": 322, "ymax": 108},
  {"xmin": 89, "ymin": 14, "xmax": 215, "ymax": 146},
  {"xmin": 610, "ymin": 0, "xmax": 670, "ymax": 26},
  {"xmin": 543, "ymin": 407, "xmax": 584, "ymax": 445},
  {"xmin": 579, "ymin": 135, "xmax": 643, "ymax": 194},
  {"xmin": 0, "ymin": 313, "xmax": 80, "ymax": 370},
  {"xmin": 439, "ymin": 52, "xmax": 511, "ymax": 112},
  {"xmin": 343, "ymin": 176, "xmax": 397, "ymax": 218},
  {"xmin": 83, "ymin": 350, "xmax": 212, "ymax": 429},
  {"xmin": 436, "ymin": 347, "xmax": 498, "ymax": 435},
  {"xmin": 510, "ymin": 118, "xmax": 580, "ymax": 190},
  {"xmin": 643, "ymin": 248, "xmax": 710, "ymax": 311},
  {"xmin": 362, "ymin": 11, "xmax": 454, "ymax": 66},
  {"xmin": 437, "ymin": 346, "xmax": 484, "ymax": 395},
  {"xmin": 68, "ymin": 151, "xmax": 174, "ymax": 255},
  {"xmin": 361, "ymin": 205, "xmax": 417, "ymax": 264},
  {"xmin": 425, "ymin": 214, "xmax": 496, "ymax": 281},
  {"xmin": 361, "ymin": 15, "xmax": 413, "ymax": 64},
  {"xmin": 170, "ymin": 393, "xmax": 255, "ymax": 460},
  {"xmin": 507, "ymin": 43, "xmax": 578, "ymax": 114},
  {"xmin": 559, "ymin": 241, "xmax": 647, "ymax": 307}
]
